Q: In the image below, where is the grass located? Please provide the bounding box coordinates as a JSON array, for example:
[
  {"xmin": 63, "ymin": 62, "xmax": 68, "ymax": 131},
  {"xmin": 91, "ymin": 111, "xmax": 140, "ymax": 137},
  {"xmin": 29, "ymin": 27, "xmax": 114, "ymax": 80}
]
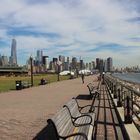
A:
[{"xmin": 0, "ymin": 74, "xmax": 70, "ymax": 93}]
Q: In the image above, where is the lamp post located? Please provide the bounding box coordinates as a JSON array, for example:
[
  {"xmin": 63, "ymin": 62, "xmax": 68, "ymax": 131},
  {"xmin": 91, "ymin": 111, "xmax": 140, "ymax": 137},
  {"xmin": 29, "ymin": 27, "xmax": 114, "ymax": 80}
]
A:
[
  {"xmin": 102, "ymin": 72, "xmax": 105, "ymax": 84},
  {"xmin": 57, "ymin": 60, "xmax": 62, "ymax": 81},
  {"xmin": 30, "ymin": 56, "xmax": 33, "ymax": 86}
]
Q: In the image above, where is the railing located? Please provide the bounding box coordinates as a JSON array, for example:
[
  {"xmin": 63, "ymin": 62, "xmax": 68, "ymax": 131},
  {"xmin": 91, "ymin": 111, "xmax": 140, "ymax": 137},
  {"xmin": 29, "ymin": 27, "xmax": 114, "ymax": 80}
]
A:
[{"xmin": 105, "ymin": 74, "xmax": 140, "ymax": 132}]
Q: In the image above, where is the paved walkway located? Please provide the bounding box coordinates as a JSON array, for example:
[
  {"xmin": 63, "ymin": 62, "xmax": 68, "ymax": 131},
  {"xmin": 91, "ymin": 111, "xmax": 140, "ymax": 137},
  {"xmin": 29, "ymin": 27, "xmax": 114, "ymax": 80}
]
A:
[
  {"xmin": 93, "ymin": 83, "xmax": 129, "ymax": 140},
  {"xmin": 0, "ymin": 75, "xmax": 98, "ymax": 140},
  {"xmin": 0, "ymin": 75, "xmax": 131, "ymax": 140},
  {"xmin": 33, "ymin": 78, "xmax": 130, "ymax": 140}
]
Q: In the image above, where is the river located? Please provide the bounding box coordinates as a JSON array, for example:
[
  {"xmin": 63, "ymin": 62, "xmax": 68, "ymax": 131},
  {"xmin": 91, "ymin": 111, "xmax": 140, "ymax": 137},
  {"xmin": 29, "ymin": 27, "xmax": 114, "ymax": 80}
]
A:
[{"xmin": 113, "ymin": 73, "xmax": 140, "ymax": 85}]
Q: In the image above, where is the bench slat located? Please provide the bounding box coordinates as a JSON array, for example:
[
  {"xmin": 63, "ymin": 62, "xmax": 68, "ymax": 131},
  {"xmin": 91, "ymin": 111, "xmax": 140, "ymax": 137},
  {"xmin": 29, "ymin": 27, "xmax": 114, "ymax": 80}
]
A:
[
  {"xmin": 64, "ymin": 99, "xmax": 95, "ymax": 126},
  {"xmin": 47, "ymin": 99, "xmax": 95, "ymax": 140}
]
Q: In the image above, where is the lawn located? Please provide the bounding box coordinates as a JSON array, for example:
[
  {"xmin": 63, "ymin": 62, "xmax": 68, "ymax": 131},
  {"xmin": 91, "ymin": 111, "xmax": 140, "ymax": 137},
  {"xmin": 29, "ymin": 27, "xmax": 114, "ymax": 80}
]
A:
[{"xmin": 0, "ymin": 74, "xmax": 70, "ymax": 93}]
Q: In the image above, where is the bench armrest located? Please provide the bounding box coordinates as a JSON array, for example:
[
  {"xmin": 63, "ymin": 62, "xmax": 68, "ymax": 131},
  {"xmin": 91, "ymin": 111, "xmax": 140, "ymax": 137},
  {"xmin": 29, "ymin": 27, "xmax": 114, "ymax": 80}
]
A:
[
  {"xmin": 62, "ymin": 132, "xmax": 88, "ymax": 140},
  {"xmin": 79, "ymin": 105, "xmax": 95, "ymax": 113},
  {"xmin": 72, "ymin": 98, "xmax": 95, "ymax": 113},
  {"xmin": 73, "ymin": 114, "xmax": 92, "ymax": 126}
]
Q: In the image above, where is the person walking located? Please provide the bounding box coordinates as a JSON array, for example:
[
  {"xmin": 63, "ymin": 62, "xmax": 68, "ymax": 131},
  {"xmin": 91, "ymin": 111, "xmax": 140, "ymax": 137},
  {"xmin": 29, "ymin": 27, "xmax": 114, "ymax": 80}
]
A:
[{"xmin": 81, "ymin": 73, "xmax": 85, "ymax": 84}]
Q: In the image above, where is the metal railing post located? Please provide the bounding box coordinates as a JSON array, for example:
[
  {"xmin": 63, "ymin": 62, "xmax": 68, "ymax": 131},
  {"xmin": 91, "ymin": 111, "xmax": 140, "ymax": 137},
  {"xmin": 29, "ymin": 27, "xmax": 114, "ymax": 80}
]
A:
[
  {"xmin": 114, "ymin": 84, "xmax": 117, "ymax": 98},
  {"xmin": 109, "ymin": 80, "xmax": 112, "ymax": 91},
  {"xmin": 124, "ymin": 90, "xmax": 132, "ymax": 123},
  {"xmin": 117, "ymin": 88, "xmax": 122, "ymax": 107},
  {"xmin": 111, "ymin": 83, "xmax": 113, "ymax": 94}
]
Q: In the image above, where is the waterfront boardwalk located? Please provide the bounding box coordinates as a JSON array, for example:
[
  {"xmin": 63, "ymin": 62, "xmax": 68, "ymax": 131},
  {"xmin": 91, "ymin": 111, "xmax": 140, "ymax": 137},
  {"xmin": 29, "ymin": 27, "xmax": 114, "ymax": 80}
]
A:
[{"xmin": 0, "ymin": 75, "xmax": 130, "ymax": 140}]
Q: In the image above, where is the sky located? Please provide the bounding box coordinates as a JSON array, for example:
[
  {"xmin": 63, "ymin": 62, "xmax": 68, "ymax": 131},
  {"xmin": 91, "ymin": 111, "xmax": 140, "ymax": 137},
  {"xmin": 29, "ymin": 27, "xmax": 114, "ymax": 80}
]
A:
[{"xmin": 0, "ymin": 0, "xmax": 140, "ymax": 68}]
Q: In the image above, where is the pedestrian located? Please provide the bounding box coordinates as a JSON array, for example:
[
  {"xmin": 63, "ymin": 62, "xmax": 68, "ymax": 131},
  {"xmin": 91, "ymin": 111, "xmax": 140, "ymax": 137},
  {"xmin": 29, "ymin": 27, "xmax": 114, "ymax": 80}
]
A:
[{"xmin": 81, "ymin": 73, "xmax": 85, "ymax": 84}]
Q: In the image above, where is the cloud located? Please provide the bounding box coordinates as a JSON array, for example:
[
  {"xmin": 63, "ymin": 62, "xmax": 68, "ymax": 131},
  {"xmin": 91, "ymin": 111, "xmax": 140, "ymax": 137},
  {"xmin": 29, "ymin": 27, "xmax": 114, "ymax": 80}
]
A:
[
  {"xmin": 127, "ymin": 17, "xmax": 140, "ymax": 23},
  {"xmin": 0, "ymin": 0, "xmax": 140, "ymax": 67}
]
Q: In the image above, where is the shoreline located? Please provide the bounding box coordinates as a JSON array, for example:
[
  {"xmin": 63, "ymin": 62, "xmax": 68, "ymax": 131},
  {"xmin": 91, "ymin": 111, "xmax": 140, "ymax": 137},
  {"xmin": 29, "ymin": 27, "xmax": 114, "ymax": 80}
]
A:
[
  {"xmin": 113, "ymin": 73, "xmax": 140, "ymax": 87},
  {"xmin": 112, "ymin": 75, "xmax": 140, "ymax": 92}
]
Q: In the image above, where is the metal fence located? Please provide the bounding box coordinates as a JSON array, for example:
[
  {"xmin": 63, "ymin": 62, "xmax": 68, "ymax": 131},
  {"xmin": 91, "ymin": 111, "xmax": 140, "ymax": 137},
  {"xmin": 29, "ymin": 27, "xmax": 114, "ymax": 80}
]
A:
[{"xmin": 105, "ymin": 74, "xmax": 140, "ymax": 132}]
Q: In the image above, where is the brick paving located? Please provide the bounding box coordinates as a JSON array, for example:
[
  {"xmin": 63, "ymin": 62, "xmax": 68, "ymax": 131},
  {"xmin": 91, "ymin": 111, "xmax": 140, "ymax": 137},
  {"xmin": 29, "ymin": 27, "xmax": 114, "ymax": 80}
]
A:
[
  {"xmin": 93, "ymin": 83, "xmax": 129, "ymax": 140},
  {"xmin": 0, "ymin": 75, "xmax": 130, "ymax": 140},
  {"xmin": 0, "ymin": 75, "xmax": 97, "ymax": 140}
]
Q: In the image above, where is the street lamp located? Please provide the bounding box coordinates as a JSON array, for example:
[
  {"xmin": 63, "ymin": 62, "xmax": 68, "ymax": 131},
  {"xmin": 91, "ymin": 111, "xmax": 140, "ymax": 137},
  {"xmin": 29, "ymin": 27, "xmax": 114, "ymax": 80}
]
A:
[
  {"xmin": 30, "ymin": 56, "xmax": 33, "ymax": 86},
  {"xmin": 102, "ymin": 72, "xmax": 105, "ymax": 84},
  {"xmin": 57, "ymin": 60, "xmax": 62, "ymax": 81}
]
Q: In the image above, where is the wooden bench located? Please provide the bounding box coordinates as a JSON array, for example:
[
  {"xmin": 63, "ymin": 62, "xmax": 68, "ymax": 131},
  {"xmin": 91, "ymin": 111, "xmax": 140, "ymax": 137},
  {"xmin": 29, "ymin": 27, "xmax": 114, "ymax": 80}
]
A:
[
  {"xmin": 47, "ymin": 106, "xmax": 94, "ymax": 140},
  {"xmin": 87, "ymin": 83, "xmax": 99, "ymax": 99},
  {"xmin": 63, "ymin": 98, "xmax": 96, "ymax": 125}
]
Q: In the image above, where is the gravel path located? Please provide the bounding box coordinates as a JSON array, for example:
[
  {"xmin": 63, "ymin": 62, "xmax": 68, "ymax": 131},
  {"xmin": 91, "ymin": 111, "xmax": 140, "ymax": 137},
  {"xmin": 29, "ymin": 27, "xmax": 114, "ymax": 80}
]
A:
[{"xmin": 0, "ymin": 75, "xmax": 98, "ymax": 140}]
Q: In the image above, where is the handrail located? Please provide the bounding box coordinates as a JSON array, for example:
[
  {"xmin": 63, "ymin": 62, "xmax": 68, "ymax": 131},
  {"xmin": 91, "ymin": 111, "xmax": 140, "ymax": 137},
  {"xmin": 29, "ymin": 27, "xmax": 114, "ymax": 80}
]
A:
[
  {"xmin": 105, "ymin": 74, "xmax": 140, "ymax": 97},
  {"xmin": 104, "ymin": 74, "xmax": 140, "ymax": 132}
]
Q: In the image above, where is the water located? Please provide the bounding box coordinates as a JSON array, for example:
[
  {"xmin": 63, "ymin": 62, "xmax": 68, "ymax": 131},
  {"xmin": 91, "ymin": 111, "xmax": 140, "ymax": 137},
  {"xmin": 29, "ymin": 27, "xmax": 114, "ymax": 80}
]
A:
[{"xmin": 113, "ymin": 73, "xmax": 140, "ymax": 85}]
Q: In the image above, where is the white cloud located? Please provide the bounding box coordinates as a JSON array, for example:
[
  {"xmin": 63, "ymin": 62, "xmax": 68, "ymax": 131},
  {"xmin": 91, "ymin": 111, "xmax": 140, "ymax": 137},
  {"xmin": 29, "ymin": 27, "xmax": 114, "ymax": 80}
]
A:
[{"xmin": 0, "ymin": 0, "xmax": 140, "ymax": 67}]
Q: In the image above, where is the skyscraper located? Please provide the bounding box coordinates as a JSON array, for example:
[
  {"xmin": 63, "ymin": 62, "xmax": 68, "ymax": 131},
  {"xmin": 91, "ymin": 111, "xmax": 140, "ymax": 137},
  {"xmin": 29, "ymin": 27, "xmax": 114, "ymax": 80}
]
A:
[
  {"xmin": 104, "ymin": 60, "xmax": 107, "ymax": 72},
  {"xmin": 71, "ymin": 57, "xmax": 77, "ymax": 70},
  {"xmin": 80, "ymin": 59, "xmax": 84, "ymax": 70},
  {"xmin": 36, "ymin": 50, "xmax": 43, "ymax": 65},
  {"xmin": 10, "ymin": 39, "xmax": 17, "ymax": 66},
  {"xmin": 96, "ymin": 58, "xmax": 100, "ymax": 70},
  {"xmin": 107, "ymin": 57, "xmax": 113, "ymax": 72},
  {"xmin": 99, "ymin": 59, "xmax": 104, "ymax": 73}
]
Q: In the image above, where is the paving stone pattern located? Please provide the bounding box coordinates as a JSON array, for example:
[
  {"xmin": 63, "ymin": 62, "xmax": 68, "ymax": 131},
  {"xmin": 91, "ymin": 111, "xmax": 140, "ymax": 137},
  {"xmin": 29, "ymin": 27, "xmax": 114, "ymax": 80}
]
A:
[{"xmin": 93, "ymin": 83, "xmax": 128, "ymax": 140}]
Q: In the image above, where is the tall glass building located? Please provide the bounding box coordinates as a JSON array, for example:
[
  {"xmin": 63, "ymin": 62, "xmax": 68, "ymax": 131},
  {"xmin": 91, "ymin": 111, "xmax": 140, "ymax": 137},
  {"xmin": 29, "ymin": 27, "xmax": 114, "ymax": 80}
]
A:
[
  {"xmin": 107, "ymin": 57, "xmax": 113, "ymax": 72},
  {"xmin": 36, "ymin": 50, "xmax": 43, "ymax": 65},
  {"xmin": 10, "ymin": 39, "xmax": 17, "ymax": 66}
]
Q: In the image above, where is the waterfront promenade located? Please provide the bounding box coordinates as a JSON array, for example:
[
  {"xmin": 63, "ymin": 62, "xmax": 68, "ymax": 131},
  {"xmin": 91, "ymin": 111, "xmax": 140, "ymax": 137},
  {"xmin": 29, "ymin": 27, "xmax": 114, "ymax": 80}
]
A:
[
  {"xmin": 0, "ymin": 75, "xmax": 139, "ymax": 140},
  {"xmin": 0, "ymin": 75, "xmax": 98, "ymax": 140}
]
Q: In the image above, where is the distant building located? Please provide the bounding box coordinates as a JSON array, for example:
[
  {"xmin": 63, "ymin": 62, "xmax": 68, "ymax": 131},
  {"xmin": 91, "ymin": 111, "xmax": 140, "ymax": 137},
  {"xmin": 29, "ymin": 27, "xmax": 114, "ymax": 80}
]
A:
[
  {"xmin": 36, "ymin": 50, "xmax": 43, "ymax": 65},
  {"xmin": 89, "ymin": 62, "xmax": 92, "ymax": 70},
  {"xmin": 42, "ymin": 56, "xmax": 49, "ymax": 71},
  {"xmin": 104, "ymin": 60, "xmax": 107, "ymax": 72},
  {"xmin": 107, "ymin": 57, "xmax": 113, "ymax": 72},
  {"xmin": 10, "ymin": 39, "xmax": 17, "ymax": 66},
  {"xmin": 53, "ymin": 58, "xmax": 58, "ymax": 63},
  {"xmin": 65, "ymin": 57, "xmax": 70, "ymax": 70},
  {"xmin": 64, "ymin": 62, "xmax": 69, "ymax": 70},
  {"xmin": 85, "ymin": 63, "xmax": 89, "ymax": 69},
  {"xmin": 99, "ymin": 59, "xmax": 104, "ymax": 73},
  {"xmin": 80, "ymin": 60, "xmax": 84, "ymax": 70},
  {"xmin": 49, "ymin": 61, "xmax": 54, "ymax": 71},
  {"xmin": 1, "ymin": 56, "xmax": 9, "ymax": 66},
  {"xmin": 59, "ymin": 55, "xmax": 65, "ymax": 63},
  {"xmin": 71, "ymin": 57, "xmax": 77, "ymax": 70},
  {"xmin": 95, "ymin": 57, "xmax": 113, "ymax": 73},
  {"xmin": 59, "ymin": 55, "xmax": 65, "ymax": 71},
  {"xmin": 67, "ymin": 57, "xmax": 70, "ymax": 64},
  {"xmin": 2, "ymin": 56, "xmax": 9, "ymax": 66},
  {"xmin": 96, "ymin": 58, "xmax": 100, "ymax": 70},
  {"xmin": 52, "ymin": 58, "xmax": 58, "ymax": 72},
  {"xmin": 92, "ymin": 61, "xmax": 96, "ymax": 69}
]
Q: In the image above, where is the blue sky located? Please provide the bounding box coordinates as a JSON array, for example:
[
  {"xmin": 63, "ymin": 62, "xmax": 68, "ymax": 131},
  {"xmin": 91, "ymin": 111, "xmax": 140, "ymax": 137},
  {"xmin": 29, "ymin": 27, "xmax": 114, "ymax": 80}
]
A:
[{"xmin": 0, "ymin": 0, "xmax": 140, "ymax": 68}]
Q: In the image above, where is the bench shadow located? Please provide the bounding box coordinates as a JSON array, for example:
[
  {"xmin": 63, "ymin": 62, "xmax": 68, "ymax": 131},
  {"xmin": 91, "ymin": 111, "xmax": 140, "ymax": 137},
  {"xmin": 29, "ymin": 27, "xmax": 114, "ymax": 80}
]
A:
[
  {"xmin": 93, "ymin": 84, "xmax": 130, "ymax": 140},
  {"xmin": 76, "ymin": 94, "xmax": 92, "ymax": 100},
  {"xmin": 32, "ymin": 123, "xmax": 57, "ymax": 140}
]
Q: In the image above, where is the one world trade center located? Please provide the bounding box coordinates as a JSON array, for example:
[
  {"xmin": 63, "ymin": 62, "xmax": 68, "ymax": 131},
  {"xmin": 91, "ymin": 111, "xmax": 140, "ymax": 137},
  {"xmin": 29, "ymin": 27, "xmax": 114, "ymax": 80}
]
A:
[{"xmin": 10, "ymin": 38, "xmax": 17, "ymax": 66}]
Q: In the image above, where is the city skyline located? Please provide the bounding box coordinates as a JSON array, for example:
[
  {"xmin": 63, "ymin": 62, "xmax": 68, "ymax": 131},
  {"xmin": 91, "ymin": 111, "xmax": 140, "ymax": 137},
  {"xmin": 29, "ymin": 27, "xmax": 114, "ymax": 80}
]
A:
[{"xmin": 0, "ymin": 0, "xmax": 140, "ymax": 67}]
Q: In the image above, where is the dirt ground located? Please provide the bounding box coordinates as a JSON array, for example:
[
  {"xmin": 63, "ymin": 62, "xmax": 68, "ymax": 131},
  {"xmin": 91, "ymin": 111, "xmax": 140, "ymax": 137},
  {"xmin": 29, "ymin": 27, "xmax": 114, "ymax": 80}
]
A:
[{"xmin": 0, "ymin": 75, "xmax": 98, "ymax": 140}]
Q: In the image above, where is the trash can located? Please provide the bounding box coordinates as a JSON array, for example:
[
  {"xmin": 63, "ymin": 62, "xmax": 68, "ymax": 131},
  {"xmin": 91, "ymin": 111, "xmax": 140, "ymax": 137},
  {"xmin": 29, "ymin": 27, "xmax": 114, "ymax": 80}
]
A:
[
  {"xmin": 40, "ymin": 78, "xmax": 47, "ymax": 85},
  {"xmin": 16, "ymin": 80, "xmax": 22, "ymax": 90}
]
